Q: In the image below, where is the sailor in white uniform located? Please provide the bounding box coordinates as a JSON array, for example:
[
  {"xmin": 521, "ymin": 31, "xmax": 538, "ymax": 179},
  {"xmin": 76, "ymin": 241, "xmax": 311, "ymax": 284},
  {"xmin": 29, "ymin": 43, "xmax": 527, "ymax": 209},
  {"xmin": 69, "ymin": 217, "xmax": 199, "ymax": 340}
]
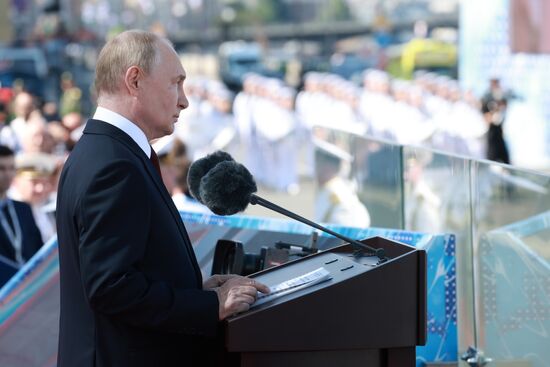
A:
[
  {"xmin": 313, "ymin": 139, "xmax": 371, "ymax": 228},
  {"xmin": 254, "ymin": 83, "xmax": 299, "ymax": 192},
  {"xmin": 359, "ymin": 70, "xmax": 395, "ymax": 139},
  {"xmin": 193, "ymin": 88, "xmax": 236, "ymax": 159},
  {"xmin": 233, "ymin": 74, "xmax": 258, "ymax": 168}
]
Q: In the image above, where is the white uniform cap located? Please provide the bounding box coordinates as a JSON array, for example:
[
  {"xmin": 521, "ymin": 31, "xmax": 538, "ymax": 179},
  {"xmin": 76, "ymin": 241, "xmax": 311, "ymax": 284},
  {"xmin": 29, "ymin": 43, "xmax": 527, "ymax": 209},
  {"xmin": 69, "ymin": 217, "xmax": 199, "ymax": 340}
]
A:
[
  {"xmin": 278, "ymin": 86, "xmax": 296, "ymax": 99},
  {"xmin": 213, "ymin": 88, "xmax": 234, "ymax": 101},
  {"xmin": 391, "ymin": 80, "xmax": 412, "ymax": 93},
  {"xmin": 206, "ymin": 80, "xmax": 226, "ymax": 92},
  {"xmin": 15, "ymin": 152, "xmax": 58, "ymax": 177},
  {"xmin": 304, "ymin": 71, "xmax": 322, "ymax": 82},
  {"xmin": 313, "ymin": 138, "xmax": 353, "ymax": 163},
  {"xmin": 370, "ymin": 70, "xmax": 390, "ymax": 84}
]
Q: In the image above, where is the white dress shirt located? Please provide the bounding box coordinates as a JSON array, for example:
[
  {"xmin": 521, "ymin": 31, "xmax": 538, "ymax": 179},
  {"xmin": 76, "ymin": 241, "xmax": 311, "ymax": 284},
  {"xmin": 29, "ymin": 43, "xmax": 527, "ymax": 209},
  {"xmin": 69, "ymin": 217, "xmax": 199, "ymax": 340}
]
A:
[{"xmin": 93, "ymin": 106, "xmax": 151, "ymax": 158}]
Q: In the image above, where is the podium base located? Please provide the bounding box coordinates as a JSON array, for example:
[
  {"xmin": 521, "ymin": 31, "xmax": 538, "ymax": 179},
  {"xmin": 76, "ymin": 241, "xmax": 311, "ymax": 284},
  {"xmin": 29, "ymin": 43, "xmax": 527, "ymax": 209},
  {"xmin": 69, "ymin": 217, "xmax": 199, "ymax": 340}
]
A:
[{"xmin": 233, "ymin": 347, "xmax": 414, "ymax": 367}]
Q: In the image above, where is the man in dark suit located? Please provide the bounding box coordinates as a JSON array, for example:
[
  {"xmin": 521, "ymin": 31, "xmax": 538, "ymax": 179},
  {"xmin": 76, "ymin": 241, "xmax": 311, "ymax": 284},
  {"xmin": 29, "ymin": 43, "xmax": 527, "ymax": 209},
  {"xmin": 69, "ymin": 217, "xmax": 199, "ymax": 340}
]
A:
[
  {"xmin": 0, "ymin": 145, "xmax": 43, "ymax": 266},
  {"xmin": 56, "ymin": 30, "xmax": 268, "ymax": 367}
]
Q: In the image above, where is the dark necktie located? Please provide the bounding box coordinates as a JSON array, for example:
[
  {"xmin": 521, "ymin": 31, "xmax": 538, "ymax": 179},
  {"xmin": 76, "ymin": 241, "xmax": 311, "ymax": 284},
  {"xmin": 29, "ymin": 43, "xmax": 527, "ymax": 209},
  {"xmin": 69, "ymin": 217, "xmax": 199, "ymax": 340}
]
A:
[{"xmin": 149, "ymin": 148, "xmax": 162, "ymax": 179}]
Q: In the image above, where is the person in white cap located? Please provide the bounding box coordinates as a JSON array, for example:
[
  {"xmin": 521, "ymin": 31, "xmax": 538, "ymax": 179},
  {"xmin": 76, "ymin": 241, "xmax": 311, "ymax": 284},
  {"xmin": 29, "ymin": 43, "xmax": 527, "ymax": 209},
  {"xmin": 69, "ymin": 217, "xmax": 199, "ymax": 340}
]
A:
[
  {"xmin": 0, "ymin": 145, "xmax": 43, "ymax": 267},
  {"xmin": 404, "ymin": 154, "xmax": 442, "ymax": 233},
  {"xmin": 295, "ymin": 72, "xmax": 324, "ymax": 178},
  {"xmin": 249, "ymin": 78, "xmax": 282, "ymax": 186},
  {"xmin": 267, "ymin": 86, "xmax": 299, "ymax": 193},
  {"xmin": 233, "ymin": 73, "xmax": 258, "ymax": 168},
  {"xmin": 359, "ymin": 70, "xmax": 395, "ymax": 138},
  {"xmin": 194, "ymin": 87, "xmax": 236, "ymax": 159},
  {"xmin": 10, "ymin": 151, "xmax": 58, "ymax": 242},
  {"xmin": 313, "ymin": 139, "xmax": 371, "ymax": 228}
]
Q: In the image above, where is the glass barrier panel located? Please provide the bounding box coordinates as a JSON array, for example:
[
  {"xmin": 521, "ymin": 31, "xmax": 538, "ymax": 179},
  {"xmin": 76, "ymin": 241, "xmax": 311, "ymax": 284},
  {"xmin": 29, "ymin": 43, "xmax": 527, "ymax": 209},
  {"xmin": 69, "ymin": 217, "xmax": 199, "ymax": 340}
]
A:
[
  {"xmin": 403, "ymin": 146, "xmax": 475, "ymax": 361},
  {"xmin": 350, "ymin": 135, "xmax": 404, "ymax": 229},
  {"xmin": 472, "ymin": 160, "xmax": 550, "ymax": 366},
  {"xmin": 311, "ymin": 127, "xmax": 404, "ymax": 229}
]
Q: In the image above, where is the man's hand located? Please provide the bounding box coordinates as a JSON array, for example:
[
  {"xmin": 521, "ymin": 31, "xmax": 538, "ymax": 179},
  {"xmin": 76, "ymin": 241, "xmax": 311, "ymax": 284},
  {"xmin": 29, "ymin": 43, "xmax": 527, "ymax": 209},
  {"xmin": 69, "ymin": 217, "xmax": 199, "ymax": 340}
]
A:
[
  {"xmin": 203, "ymin": 274, "xmax": 238, "ymax": 290},
  {"xmin": 212, "ymin": 276, "xmax": 270, "ymax": 320}
]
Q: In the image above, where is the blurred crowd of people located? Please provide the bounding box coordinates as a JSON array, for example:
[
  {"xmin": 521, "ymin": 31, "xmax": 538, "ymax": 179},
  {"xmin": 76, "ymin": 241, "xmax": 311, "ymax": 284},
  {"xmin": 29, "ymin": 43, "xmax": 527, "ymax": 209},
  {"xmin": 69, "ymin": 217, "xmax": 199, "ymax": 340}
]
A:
[
  {"xmin": 0, "ymin": 83, "xmax": 85, "ymax": 253},
  {"xmin": 298, "ymin": 69, "xmax": 492, "ymax": 157},
  {"xmin": 0, "ymin": 59, "xmax": 513, "ymax": 266},
  {"xmin": 179, "ymin": 69, "xmax": 507, "ymax": 196}
]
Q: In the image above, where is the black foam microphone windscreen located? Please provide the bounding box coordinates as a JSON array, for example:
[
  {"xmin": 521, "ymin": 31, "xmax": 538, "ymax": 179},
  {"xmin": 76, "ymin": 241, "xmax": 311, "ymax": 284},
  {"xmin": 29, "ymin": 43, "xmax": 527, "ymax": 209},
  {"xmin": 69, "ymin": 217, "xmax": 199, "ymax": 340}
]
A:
[
  {"xmin": 187, "ymin": 151, "xmax": 235, "ymax": 204},
  {"xmin": 199, "ymin": 160, "xmax": 257, "ymax": 215}
]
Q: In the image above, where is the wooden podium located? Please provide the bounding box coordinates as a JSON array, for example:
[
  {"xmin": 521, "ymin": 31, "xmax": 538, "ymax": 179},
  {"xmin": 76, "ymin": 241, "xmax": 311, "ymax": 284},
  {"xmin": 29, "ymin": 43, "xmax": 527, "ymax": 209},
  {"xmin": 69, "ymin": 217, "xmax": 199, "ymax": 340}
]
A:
[{"xmin": 223, "ymin": 236, "xmax": 427, "ymax": 367}]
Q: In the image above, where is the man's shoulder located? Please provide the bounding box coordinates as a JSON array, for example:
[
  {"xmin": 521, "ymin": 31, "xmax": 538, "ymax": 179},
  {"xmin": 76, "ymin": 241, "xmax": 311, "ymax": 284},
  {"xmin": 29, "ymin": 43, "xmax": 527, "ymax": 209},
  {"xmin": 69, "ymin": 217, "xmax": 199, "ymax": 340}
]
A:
[
  {"xmin": 74, "ymin": 119, "xmax": 146, "ymax": 160},
  {"xmin": 10, "ymin": 199, "xmax": 31, "ymax": 209},
  {"xmin": 71, "ymin": 129, "xmax": 139, "ymax": 160},
  {"xmin": 9, "ymin": 200, "xmax": 34, "ymax": 217},
  {"xmin": 61, "ymin": 134, "xmax": 144, "ymax": 193}
]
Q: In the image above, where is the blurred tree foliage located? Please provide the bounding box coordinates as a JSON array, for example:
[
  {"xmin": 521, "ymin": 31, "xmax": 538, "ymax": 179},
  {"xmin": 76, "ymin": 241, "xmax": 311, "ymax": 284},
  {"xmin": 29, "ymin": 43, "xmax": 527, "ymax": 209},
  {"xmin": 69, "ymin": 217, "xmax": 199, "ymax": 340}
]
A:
[
  {"xmin": 228, "ymin": 0, "xmax": 351, "ymax": 26},
  {"xmin": 318, "ymin": 0, "xmax": 351, "ymax": 22},
  {"xmin": 230, "ymin": 1, "xmax": 288, "ymax": 26}
]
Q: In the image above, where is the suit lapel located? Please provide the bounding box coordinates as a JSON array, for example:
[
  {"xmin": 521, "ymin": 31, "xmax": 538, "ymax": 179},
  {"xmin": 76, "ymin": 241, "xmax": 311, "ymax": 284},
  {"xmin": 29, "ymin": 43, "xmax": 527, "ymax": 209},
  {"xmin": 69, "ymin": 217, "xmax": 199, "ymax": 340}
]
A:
[{"xmin": 83, "ymin": 120, "xmax": 203, "ymax": 284}]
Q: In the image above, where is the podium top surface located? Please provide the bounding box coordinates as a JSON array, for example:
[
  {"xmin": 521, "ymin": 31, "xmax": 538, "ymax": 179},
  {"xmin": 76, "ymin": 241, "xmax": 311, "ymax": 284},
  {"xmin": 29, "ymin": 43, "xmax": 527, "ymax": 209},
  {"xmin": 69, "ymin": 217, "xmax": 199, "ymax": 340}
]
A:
[{"xmin": 235, "ymin": 236, "xmax": 417, "ymax": 315}]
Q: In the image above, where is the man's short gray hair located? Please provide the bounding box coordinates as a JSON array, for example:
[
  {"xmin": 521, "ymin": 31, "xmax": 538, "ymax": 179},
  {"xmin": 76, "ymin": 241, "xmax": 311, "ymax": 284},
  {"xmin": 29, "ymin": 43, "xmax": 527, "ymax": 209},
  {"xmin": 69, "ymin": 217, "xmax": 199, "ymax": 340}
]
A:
[{"xmin": 94, "ymin": 30, "xmax": 165, "ymax": 95}]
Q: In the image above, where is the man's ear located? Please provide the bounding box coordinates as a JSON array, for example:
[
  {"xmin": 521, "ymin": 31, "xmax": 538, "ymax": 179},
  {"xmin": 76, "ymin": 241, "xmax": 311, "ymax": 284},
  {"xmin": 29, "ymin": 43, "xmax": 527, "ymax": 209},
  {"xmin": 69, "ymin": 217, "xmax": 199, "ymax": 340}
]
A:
[{"xmin": 124, "ymin": 66, "xmax": 141, "ymax": 97}]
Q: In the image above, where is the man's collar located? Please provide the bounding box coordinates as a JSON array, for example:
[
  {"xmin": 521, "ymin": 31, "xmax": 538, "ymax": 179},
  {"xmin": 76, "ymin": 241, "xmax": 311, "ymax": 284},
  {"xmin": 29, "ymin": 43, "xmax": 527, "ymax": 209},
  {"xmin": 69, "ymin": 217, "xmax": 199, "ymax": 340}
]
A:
[{"xmin": 93, "ymin": 106, "xmax": 151, "ymax": 158}]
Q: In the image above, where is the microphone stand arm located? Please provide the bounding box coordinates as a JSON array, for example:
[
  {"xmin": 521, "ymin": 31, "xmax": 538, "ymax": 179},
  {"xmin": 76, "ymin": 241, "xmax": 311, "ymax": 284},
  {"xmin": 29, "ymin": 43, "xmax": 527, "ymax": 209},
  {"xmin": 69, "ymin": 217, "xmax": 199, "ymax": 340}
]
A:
[{"xmin": 250, "ymin": 194, "xmax": 386, "ymax": 261}]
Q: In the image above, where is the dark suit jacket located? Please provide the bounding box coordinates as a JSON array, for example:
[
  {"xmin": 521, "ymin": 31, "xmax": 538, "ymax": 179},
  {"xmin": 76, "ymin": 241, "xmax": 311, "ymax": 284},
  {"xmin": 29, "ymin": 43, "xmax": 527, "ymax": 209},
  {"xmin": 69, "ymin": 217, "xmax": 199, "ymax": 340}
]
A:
[
  {"xmin": 56, "ymin": 119, "xmax": 220, "ymax": 367},
  {"xmin": 0, "ymin": 199, "xmax": 43, "ymax": 264}
]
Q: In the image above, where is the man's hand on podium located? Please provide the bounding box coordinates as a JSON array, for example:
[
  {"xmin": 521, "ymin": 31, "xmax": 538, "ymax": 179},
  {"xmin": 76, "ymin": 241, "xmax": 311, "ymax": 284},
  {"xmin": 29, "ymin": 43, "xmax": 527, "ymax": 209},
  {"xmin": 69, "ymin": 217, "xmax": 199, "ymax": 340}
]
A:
[
  {"xmin": 208, "ymin": 275, "xmax": 270, "ymax": 320},
  {"xmin": 203, "ymin": 274, "xmax": 238, "ymax": 289}
]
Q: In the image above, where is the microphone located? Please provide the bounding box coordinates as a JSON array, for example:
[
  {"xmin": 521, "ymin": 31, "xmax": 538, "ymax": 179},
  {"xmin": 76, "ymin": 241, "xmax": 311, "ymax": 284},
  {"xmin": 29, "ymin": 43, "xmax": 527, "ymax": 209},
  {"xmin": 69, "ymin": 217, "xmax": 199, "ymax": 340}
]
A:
[
  {"xmin": 188, "ymin": 151, "xmax": 386, "ymax": 261},
  {"xmin": 187, "ymin": 150, "xmax": 235, "ymax": 207}
]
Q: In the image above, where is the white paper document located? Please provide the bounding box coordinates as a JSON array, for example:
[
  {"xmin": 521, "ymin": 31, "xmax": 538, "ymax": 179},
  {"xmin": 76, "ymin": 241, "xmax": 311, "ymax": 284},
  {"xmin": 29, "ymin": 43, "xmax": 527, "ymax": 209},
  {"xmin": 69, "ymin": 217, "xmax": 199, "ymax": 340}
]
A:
[{"xmin": 252, "ymin": 267, "xmax": 332, "ymax": 308}]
